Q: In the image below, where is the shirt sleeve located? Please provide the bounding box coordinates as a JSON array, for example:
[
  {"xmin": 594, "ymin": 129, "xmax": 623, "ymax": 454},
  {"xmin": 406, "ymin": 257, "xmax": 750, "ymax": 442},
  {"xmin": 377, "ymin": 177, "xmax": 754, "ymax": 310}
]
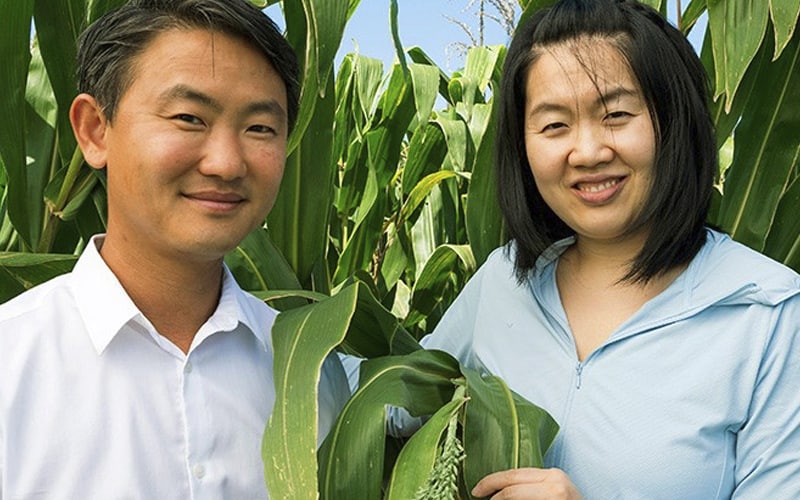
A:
[
  {"xmin": 316, "ymin": 351, "xmax": 352, "ymax": 447},
  {"xmin": 733, "ymin": 294, "xmax": 800, "ymax": 497}
]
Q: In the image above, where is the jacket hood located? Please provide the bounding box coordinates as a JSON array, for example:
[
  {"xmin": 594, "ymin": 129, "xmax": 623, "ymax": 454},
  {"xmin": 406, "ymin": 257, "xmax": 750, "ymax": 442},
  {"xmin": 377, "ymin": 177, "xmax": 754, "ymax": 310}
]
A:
[{"xmin": 679, "ymin": 229, "xmax": 800, "ymax": 309}]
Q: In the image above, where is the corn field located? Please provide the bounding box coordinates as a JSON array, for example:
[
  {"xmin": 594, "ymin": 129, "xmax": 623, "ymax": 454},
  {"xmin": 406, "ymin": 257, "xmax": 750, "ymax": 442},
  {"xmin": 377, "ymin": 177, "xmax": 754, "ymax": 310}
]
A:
[{"xmin": 1, "ymin": 0, "xmax": 798, "ymax": 497}]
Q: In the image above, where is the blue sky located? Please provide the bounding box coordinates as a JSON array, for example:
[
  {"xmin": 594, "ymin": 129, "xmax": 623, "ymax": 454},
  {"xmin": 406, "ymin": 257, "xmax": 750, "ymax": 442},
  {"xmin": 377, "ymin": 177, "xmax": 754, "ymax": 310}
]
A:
[
  {"xmin": 266, "ymin": 0, "xmax": 515, "ymax": 71},
  {"xmin": 265, "ymin": 1, "xmax": 706, "ymax": 71},
  {"xmin": 336, "ymin": 0, "xmax": 515, "ymax": 69}
]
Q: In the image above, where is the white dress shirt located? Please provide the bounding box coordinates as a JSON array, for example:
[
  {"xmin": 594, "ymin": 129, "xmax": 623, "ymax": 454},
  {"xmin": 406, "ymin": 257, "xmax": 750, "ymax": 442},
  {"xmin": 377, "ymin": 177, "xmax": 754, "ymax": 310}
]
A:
[{"xmin": 0, "ymin": 235, "xmax": 349, "ymax": 499}]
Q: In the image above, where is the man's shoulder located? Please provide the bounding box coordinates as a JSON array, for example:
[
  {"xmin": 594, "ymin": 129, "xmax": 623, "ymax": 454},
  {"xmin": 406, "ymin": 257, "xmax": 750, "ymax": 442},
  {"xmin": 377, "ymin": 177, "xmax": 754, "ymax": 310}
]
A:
[
  {"xmin": 0, "ymin": 272, "xmax": 75, "ymax": 327},
  {"xmin": 0, "ymin": 273, "xmax": 82, "ymax": 384}
]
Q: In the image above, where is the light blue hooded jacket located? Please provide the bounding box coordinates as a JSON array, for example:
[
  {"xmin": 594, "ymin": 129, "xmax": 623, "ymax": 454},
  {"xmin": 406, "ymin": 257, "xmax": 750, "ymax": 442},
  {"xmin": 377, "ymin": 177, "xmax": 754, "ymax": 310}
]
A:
[{"xmin": 423, "ymin": 228, "xmax": 800, "ymax": 499}]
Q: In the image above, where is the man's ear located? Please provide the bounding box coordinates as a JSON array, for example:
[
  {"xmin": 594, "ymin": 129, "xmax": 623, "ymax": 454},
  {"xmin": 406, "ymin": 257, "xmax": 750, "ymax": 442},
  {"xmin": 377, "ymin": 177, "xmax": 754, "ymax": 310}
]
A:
[{"xmin": 69, "ymin": 93, "xmax": 109, "ymax": 170}]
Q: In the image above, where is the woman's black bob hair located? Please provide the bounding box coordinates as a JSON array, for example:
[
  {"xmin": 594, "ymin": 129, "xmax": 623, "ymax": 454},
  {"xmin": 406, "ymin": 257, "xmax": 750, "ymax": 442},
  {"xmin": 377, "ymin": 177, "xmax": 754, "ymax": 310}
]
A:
[{"xmin": 496, "ymin": 0, "xmax": 716, "ymax": 282}]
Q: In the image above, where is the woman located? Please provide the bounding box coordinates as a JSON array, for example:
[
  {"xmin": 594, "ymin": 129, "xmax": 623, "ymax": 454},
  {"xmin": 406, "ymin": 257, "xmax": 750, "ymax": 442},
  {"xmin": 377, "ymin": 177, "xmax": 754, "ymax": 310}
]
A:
[{"xmin": 423, "ymin": 0, "xmax": 800, "ymax": 498}]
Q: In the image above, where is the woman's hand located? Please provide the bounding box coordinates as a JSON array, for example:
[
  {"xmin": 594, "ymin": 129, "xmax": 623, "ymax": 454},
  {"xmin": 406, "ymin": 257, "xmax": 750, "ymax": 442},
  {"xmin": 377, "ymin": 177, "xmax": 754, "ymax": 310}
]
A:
[{"xmin": 471, "ymin": 467, "xmax": 582, "ymax": 499}]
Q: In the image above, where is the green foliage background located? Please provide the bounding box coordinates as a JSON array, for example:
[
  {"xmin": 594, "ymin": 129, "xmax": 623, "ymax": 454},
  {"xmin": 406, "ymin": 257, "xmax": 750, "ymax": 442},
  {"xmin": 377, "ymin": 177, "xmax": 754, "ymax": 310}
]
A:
[{"xmin": 1, "ymin": 0, "xmax": 798, "ymax": 497}]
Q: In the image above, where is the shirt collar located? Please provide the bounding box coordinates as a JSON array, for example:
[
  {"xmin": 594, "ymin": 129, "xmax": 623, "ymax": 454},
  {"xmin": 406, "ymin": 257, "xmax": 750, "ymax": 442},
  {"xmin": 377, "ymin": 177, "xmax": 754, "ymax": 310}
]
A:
[
  {"xmin": 71, "ymin": 234, "xmax": 270, "ymax": 355},
  {"xmin": 193, "ymin": 265, "xmax": 271, "ymax": 352},
  {"xmin": 70, "ymin": 235, "xmax": 142, "ymax": 354}
]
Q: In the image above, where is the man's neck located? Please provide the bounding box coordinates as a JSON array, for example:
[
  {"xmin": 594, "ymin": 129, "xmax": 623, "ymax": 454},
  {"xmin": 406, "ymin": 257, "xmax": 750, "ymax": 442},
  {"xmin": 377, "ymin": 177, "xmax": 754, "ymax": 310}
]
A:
[{"xmin": 98, "ymin": 236, "xmax": 224, "ymax": 354}]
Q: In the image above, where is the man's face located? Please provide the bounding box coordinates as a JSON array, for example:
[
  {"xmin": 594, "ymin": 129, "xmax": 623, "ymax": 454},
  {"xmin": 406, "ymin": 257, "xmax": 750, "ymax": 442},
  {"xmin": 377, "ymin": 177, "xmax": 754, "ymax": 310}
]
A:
[{"xmin": 100, "ymin": 28, "xmax": 288, "ymax": 264}]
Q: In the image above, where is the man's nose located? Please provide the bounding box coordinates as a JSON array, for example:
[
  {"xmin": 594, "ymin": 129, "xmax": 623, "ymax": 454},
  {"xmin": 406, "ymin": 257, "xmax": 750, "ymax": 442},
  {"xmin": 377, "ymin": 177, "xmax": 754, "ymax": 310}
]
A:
[{"xmin": 198, "ymin": 129, "xmax": 247, "ymax": 180}]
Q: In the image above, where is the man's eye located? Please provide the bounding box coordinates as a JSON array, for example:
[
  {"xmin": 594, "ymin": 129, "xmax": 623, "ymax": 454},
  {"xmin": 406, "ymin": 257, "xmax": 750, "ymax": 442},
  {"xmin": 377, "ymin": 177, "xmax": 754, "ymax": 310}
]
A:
[
  {"xmin": 174, "ymin": 114, "xmax": 203, "ymax": 125},
  {"xmin": 248, "ymin": 124, "xmax": 277, "ymax": 135}
]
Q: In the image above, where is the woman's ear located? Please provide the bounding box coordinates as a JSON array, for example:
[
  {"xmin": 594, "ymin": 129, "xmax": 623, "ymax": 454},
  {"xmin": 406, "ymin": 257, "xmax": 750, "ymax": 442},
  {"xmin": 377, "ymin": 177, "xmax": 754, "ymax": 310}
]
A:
[{"xmin": 69, "ymin": 93, "xmax": 109, "ymax": 170}]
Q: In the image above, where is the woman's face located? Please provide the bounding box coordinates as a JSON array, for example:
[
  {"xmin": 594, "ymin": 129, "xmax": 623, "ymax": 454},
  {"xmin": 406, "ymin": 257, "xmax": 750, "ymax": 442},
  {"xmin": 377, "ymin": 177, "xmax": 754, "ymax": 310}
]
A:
[{"xmin": 523, "ymin": 38, "xmax": 656, "ymax": 245}]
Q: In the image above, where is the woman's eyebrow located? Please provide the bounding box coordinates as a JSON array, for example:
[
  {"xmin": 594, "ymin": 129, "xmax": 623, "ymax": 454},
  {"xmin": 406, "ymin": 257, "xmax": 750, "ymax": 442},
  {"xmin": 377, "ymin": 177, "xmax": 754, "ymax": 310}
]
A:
[
  {"xmin": 527, "ymin": 86, "xmax": 640, "ymax": 118},
  {"xmin": 596, "ymin": 86, "xmax": 640, "ymax": 107}
]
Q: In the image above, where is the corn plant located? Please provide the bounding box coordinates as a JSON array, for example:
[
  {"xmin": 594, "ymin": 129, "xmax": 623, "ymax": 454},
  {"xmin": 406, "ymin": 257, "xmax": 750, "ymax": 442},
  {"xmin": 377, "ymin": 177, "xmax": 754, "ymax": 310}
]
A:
[
  {"xmin": 259, "ymin": 0, "xmax": 800, "ymax": 497},
  {"xmin": 2, "ymin": 0, "xmax": 799, "ymax": 498}
]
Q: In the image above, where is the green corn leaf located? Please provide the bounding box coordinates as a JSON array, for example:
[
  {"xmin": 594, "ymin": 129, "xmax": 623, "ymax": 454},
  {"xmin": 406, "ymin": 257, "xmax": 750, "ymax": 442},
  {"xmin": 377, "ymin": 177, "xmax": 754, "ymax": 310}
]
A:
[
  {"xmin": 42, "ymin": 158, "xmax": 98, "ymax": 221},
  {"xmin": 354, "ymin": 55, "xmax": 384, "ymax": 125},
  {"xmin": 0, "ymin": 252, "xmax": 77, "ymax": 303},
  {"xmin": 461, "ymin": 368, "xmax": 559, "ymax": 496},
  {"xmin": 268, "ymin": 70, "xmax": 336, "ymax": 290},
  {"xmin": 717, "ymin": 28, "xmax": 800, "ymax": 251},
  {"xmin": 389, "ymin": 0, "xmax": 408, "ymax": 75},
  {"xmin": 366, "ymin": 66, "xmax": 417, "ymax": 187},
  {"xmin": 250, "ymin": 288, "xmax": 330, "ymax": 304},
  {"xmin": 333, "ymin": 54, "xmax": 355, "ymax": 161},
  {"xmin": 409, "ymin": 185, "xmax": 445, "ymax": 284},
  {"xmin": 386, "ymin": 391, "xmax": 467, "ymax": 500},
  {"xmin": 466, "ymin": 98, "xmax": 505, "ymax": 266},
  {"xmin": 224, "ymin": 227, "xmax": 307, "ymax": 311},
  {"xmin": 333, "ymin": 181, "xmax": 385, "ymax": 284},
  {"xmin": 409, "ymin": 63, "xmax": 440, "ymax": 128},
  {"xmin": 33, "ymin": 0, "xmax": 84, "ymax": 163},
  {"xmin": 403, "ymin": 122, "xmax": 448, "ymax": 195},
  {"xmin": 708, "ymin": 0, "xmax": 770, "ymax": 110},
  {"xmin": 519, "ymin": 0, "xmax": 560, "ymax": 28},
  {"xmin": 379, "ymin": 222, "xmax": 409, "ymax": 293},
  {"xmin": 0, "ymin": 0, "xmax": 35, "ymax": 249},
  {"xmin": 334, "ymin": 279, "xmax": 420, "ymax": 358},
  {"xmin": 770, "ymin": 0, "xmax": 800, "ymax": 59},
  {"xmin": 400, "ymin": 170, "xmax": 463, "ymax": 227},
  {"xmin": 87, "ymin": 0, "xmax": 127, "ymax": 23},
  {"xmin": 681, "ymin": 0, "xmax": 708, "ymax": 35},
  {"xmin": 434, "ymin": 114, "xmax": 471, "ymax": 173},
  {"xmin": 407, "ymin": 46, "xmax": 452, "ymax": 105},
  {"xmin": 405, "ymin": 244, "xmax": 475, "ymax": 329},
  {"xmin": 284, "ymin": 0, "xmax": 350, "ymax": 153},
  {"xmin": 705, "ymin": 26, "xmax": 761, "ymax": 150},
  {"xmin": 763, "ymin": 169, "xmax": 800, "ymax": 271},
  {"xmin": 262, "ymin": 283, "xmax": 359, "ymax": 499},
  {"xmin": 73, "ymin": 176, "xmax": 107, "ymax": 245},
  {"xmin": 21, "ymin": 44, "xmax": 57, "ymax": 252},
  {"xmin": 639, "ymin": 0, "xmax": 663, "ymax": 11},
  {"xmin": 318, "ymin": 349, "xmax": 462, "ymax": 500}
]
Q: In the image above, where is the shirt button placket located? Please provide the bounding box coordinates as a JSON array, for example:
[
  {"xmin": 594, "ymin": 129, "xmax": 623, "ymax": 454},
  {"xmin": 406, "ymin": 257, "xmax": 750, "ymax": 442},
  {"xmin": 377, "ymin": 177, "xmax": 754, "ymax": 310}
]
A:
[{"xmin": 193, "ymin": 463, "xmax": 206, "ymax": 480}]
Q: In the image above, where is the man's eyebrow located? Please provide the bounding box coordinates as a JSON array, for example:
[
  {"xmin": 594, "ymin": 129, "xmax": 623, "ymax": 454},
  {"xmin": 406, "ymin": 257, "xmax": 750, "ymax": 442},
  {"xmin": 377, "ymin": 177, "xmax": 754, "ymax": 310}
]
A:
[
  {"xmin": 244, "ymin": 100, "xmax": 286, "ymax": 121},
  {"xmin": 159, "ymin": 84, "xmax": 287, "ymax": 121},
  {"xmin": 160, "ymin": 84, "xmax": 222, "ymax": 112}
]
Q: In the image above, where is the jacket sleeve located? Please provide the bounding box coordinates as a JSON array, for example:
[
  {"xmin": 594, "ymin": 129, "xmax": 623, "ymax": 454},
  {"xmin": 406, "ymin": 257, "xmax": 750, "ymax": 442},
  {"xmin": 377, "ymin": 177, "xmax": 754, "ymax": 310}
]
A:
[
  {"xmin": 383, "ymin": 252, "xmax": 496, "ymax": 438},
  {"xmin": 733, "ymin": 293, "xmax": 800, "ymax": 498},
  {"xmin": 419, "ymin": 249, "xmax": 495, "ymax": 364},
  {"xmin": 317, "ymin": 352, "xmax": 352, "ymax": 447}
]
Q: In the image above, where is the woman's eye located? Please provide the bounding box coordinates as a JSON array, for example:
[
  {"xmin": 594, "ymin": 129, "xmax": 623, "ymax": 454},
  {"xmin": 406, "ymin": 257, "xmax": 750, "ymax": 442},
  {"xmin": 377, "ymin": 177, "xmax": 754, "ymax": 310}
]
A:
[
  {"xmin": 542, "ymin": 122, "xmax": 567, "ymax": 132},
  {"xmin": 605, "ymin": 111, "xmax": 631, "ymax": 121}
]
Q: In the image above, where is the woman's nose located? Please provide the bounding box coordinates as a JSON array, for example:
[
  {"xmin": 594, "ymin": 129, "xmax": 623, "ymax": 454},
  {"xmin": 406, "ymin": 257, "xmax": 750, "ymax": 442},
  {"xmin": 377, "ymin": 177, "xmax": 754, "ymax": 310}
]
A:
[{"xmin": 567, "ymin": 124, "xmax": 615, "ymax": 168}]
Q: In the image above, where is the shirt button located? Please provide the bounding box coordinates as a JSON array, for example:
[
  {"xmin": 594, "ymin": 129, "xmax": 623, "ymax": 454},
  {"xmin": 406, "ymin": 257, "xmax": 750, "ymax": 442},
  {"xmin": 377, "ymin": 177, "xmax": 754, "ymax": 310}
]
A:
[
  {"xmin": 184, "ymin": 361, "xmax": 193, "ymax": 374},
  {"xmin": 193, "ymin": 464, "xmax": 205, "ymax": 479}
]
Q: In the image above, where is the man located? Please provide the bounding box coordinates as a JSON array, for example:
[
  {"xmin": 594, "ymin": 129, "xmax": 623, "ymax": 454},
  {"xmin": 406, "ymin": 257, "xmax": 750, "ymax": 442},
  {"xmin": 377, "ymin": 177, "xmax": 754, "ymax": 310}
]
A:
[{"xmin": 0, "ymin": 0, "xmax": 349, "ymax": 497}]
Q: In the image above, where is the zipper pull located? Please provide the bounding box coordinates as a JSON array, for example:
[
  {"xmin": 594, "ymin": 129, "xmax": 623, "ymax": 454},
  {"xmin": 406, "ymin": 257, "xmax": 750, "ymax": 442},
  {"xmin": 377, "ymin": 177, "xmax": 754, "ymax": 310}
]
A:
[{"xmin": 575, "ymin": 362, "xmax": 584, "ymax": 389}]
